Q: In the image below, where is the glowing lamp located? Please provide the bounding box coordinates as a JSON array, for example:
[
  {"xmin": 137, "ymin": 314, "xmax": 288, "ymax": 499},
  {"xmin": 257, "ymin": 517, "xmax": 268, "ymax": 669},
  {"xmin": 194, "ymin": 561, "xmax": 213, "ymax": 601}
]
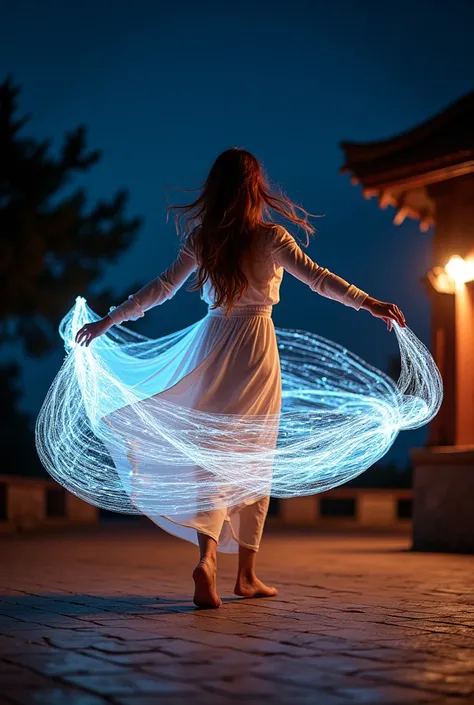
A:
[
  {"xmin": 427, "ymin": 255, "xmax": 474, "ymax": 294},
  {"xmin": 445, "ymin": 255, "xmax": 474, "ymax": 286}
]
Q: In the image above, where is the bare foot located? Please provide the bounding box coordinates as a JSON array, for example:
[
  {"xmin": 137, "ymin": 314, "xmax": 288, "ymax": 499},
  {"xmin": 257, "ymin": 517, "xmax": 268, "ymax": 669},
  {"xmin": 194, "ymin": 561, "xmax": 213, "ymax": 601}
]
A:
[
  {"xmin": 234, "ymin": 573, "xmax": 278, "ymax": 598},
  {"xmin": 193, "ymin": 558, "xmax": 222, "ymax": 609}
]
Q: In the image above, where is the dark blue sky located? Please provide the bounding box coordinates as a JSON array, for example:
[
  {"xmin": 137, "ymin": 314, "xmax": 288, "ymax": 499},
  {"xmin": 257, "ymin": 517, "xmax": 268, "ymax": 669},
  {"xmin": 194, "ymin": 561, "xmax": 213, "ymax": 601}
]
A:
[{"xmin": 3, "ymin": 0, "xmax": 474, "ymax": 463}]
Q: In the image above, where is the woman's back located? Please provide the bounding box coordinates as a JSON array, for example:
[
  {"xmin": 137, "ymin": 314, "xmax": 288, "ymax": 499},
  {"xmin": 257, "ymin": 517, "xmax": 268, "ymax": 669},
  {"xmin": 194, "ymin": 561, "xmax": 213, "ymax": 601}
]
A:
[
  {"xmin": 199, "ymin": 224, "xmax": 368, "ymax": 313},
  {"xmin": 107, "ymin": 223, "xmax": 368, "ymax": 325},
  {"xmin": 199, "ymin": 224, "xmax": 285, "ymax": 309}
]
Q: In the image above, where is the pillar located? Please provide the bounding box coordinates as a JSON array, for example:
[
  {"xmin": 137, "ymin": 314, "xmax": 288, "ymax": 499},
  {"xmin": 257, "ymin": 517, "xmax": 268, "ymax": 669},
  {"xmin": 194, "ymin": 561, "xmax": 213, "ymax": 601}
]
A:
[{"xmin": 412, "ymin": 174, "xmax": 474, "ymax": 553}]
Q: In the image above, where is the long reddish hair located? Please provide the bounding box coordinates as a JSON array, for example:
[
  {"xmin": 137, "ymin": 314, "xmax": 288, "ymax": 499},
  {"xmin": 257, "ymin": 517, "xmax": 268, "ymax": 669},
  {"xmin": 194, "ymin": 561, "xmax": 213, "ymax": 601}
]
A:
[{"xmin": 169, "ymin": 148, "xmax": 315, "ymax": 313}]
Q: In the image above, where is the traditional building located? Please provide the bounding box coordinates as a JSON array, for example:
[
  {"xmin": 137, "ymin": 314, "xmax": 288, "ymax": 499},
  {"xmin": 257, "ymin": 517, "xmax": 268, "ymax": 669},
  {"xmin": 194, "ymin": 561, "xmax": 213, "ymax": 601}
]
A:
[{"xmin": 341, "ymin": 92, "xmax": 474, "ymax": 552}]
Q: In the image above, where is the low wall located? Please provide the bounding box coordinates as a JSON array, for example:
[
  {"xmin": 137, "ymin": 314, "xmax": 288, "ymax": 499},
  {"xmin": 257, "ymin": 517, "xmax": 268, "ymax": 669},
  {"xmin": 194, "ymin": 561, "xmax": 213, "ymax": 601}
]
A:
[
  {"xmin": 277, "ymin": 488, "xmax": 412, "ymax": 529},
  {"xmin": 0, "ymin": 476, "xmax": 411, "ymax": 534},
  {"xmin": 0, "ymin": 474, "xmax": 99, "ymax": 534}
]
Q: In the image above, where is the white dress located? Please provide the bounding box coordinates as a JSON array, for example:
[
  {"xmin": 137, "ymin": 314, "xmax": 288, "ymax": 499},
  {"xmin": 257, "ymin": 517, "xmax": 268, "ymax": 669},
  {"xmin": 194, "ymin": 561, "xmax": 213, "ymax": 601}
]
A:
[{"xmin": 106, "ymin": 224, "xmax": 368, "ymax": 552}]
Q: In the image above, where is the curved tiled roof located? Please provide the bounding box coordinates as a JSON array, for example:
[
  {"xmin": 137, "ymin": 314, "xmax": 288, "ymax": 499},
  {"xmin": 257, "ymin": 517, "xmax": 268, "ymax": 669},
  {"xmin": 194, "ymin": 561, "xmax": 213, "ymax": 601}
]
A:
[
  {"xmin": 340, "ymin": 92, "xmax": 474, "ymax": 229},
  {"xmin": 341, "ymin": 92, "xmax": 474, "ymax": 190}
]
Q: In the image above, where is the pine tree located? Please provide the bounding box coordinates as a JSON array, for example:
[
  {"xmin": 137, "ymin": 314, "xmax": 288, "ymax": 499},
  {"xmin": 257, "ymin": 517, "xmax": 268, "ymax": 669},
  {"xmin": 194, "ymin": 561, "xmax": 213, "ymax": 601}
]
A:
[
  {"xmin": 0, "ymin": 362, "xmax": 43, "ymax": 475},
  {"xmin": 0, "ymin": 77, "xmax": 142, "ymax": 477},
  {"xmin": 0, "ymin": 76, "xmax": 142, "ymax": 356}
]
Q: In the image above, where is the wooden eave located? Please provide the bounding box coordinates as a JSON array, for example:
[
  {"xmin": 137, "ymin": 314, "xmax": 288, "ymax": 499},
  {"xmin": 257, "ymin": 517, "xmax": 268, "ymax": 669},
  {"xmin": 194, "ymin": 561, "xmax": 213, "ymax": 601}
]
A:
[{"xmin": 340, "ymin": 92, "xmax": 474, "ymax": 230}]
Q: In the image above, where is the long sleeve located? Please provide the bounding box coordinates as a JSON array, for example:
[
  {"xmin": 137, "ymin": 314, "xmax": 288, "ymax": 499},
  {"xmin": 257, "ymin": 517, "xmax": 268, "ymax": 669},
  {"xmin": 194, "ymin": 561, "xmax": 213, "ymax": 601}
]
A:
[
  {"xmin": 108, "ymin": 240, "xmax": 197, "ymax": 325},
  {"xmin": 272, "ymin": 226, "xmax": 368, "ymax": 310}
]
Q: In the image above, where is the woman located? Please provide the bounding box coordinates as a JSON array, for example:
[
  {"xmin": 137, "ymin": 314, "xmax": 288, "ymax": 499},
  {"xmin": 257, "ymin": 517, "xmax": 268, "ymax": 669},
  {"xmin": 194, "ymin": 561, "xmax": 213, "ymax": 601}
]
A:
[{"xmin": 75, "ymin": 148, "xmax": 406, "ymax": 609}]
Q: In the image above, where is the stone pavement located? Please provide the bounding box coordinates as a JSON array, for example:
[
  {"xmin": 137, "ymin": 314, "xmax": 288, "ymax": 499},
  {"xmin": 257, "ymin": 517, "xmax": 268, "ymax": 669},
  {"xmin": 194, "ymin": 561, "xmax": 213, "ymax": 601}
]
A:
[{"xmin": 1, "ymin": 524, "xmax": 474, "ymax": 705}]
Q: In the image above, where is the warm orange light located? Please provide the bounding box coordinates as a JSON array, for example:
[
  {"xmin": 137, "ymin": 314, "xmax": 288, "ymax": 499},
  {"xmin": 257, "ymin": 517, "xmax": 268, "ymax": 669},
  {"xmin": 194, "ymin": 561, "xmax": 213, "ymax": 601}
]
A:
[
  {"xmin": 445, "ymin": 255, "xmax": 474, "ymax": 286},
  {"xmin": 427, "ymin": 255, "xmax": 474, "ymax": 294}
]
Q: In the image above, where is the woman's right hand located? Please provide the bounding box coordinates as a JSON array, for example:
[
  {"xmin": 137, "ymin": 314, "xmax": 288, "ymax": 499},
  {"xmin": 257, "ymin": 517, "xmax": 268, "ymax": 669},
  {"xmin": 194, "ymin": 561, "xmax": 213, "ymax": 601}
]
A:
[{"xmin": 362, "ymin": 297, "xmax": 406, "ymax": 331}]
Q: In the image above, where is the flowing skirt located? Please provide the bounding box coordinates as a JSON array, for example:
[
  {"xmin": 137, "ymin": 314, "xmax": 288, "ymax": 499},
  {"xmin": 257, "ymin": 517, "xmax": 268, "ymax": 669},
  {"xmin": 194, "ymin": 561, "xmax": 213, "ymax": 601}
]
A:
[
  {"xmin": 119, "ymin": 305, "xmax": 282, "ymax": 553},
  {"xmin": 35, "ymin": 297, "xmax": 443, "ymax": 553}
]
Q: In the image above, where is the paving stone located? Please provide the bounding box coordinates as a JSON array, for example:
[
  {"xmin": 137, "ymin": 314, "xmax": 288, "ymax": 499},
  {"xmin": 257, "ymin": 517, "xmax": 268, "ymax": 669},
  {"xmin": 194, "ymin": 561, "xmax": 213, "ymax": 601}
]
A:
[
  {"xmin": 78, "ymin": 647, "xmax": 176, "ymax": 667},
  {"xmin": 333, "ymin": 684, "xmax": 441, "ymax": 703},
  {"xmin": 6, "ymin": 650, "xmax": 128, "ymax": 676},
  {"xmin": 143, "ymin": 659, "xmax": 255, "ymax": 682},
  {"xmin": 340, "ymin": 647, "xmax": 439, "ymax": 663},
  {"xmin": 256, "ymin": 653, "xmax": 405, "ymax": 676},
  {"xmin": 113, "ymin": 696, "xmax": 250, "ymax": 705},
  {"xmin": 6, "ymin": 686, "xmax": 109, "ymax": 705},
  {"xmin": 1, "ymin": 527, "xmax": 474, "ymax": 704},
  {"xmin": 202, "ymin": 674, "xmax": 312, "ymax": 698},
  {"xmin": 83, "ymin": 639, "xmax": 165, "ymax": 654},
  {"xmin": 45, "ymin": 632, "xmax": 120, "ymax": 650},
  {"xmin": 62, "ymin": 672, "xmax": 200, "ymax": 695},
  {"xmin": 0, "ymin": 666, "xmax": 52, "ymax": 689},
  {"xmin": 358, "ymin": 666, "xmax": 474, "ymax": 697}
]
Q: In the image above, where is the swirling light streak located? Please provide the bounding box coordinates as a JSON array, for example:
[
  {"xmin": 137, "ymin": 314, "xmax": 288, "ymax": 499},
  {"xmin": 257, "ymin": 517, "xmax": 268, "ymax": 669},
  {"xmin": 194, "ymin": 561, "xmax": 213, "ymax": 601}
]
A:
[{"xmin": 35, "ymin": 297, "xmax": 442, "ymax": 515}]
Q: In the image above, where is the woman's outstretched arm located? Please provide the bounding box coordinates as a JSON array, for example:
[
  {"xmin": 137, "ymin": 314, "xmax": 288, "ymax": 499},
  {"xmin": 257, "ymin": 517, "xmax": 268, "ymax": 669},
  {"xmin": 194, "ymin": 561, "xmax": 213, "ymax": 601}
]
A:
[
  {"xmin": 272, "ymin": 226, "xmax": 405, "ymax": 329},
  {"xmin": 107, "ymin": 242, "xmax": 196, "ymax": 325},
  {"xmin": 75, "ymin": 241, "xmax": 197, "ymax": 346}
]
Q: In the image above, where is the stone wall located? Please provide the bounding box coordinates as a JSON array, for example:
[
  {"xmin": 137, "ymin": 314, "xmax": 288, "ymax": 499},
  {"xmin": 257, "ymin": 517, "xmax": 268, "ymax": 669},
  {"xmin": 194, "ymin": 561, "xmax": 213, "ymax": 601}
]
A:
[
  {"xmin": 0, "ymin": 474, "xmax": 99, "ymax": 534},
  {"xmin": 278, "ymin": 488, "xmax": 412, "ymax": 530}
]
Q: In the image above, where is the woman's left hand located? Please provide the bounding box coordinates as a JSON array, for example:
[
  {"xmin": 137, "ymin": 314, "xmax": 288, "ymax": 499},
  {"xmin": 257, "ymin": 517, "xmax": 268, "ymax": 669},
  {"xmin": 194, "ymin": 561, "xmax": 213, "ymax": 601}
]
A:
[
  {"xmin": 362, "ymin": 297, "xmax": 406, "ymax": 331},
  {"xmin": 75, "ymin": 317, "xmax": 113, "ymax": 347}
]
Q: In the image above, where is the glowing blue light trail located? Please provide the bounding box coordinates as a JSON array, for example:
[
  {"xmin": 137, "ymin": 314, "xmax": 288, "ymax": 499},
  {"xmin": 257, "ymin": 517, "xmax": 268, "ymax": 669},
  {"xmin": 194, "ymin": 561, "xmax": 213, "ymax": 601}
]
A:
[{"xmin": 35, "ymin": 297, "xmax": 442, "ymax": 515}]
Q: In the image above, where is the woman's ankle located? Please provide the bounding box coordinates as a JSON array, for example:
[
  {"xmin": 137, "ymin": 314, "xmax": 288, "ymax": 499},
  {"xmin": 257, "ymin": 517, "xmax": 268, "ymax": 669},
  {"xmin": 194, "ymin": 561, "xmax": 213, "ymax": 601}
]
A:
[
  {"xmin": 237, "ymin": 568, "xmax": 256, "ymax": 582},
  {"xmin": 199, "ymin": 554, "xmax": 217, "ymax": 567}
]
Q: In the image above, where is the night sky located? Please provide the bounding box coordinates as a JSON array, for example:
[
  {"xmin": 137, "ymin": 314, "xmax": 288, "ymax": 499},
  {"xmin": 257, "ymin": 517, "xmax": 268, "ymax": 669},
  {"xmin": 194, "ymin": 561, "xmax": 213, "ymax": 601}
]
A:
[{"xmin": 2, "ymin": 0, "xmax": 474, "ymax": 464}]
